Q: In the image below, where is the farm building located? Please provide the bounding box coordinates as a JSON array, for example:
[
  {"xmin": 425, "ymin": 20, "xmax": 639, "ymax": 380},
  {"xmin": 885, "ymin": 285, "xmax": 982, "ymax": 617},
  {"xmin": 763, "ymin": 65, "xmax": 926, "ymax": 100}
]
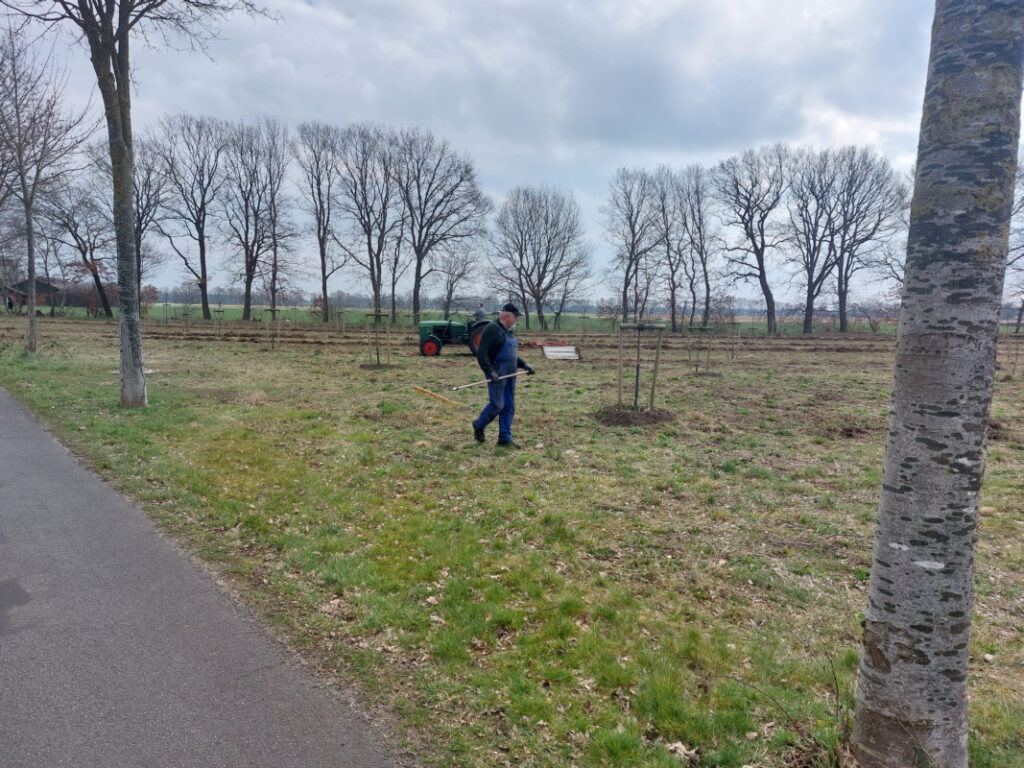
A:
[{"xmin": 5, "ymin": 278, "xmax": 62, "ymax": 313}]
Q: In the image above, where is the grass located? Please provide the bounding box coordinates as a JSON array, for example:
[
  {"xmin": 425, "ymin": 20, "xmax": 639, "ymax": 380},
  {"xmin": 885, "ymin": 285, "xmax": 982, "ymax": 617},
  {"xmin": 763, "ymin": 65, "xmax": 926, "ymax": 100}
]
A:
[{"xmin": 1, "ymin": 316, "xmax": 1023, "ymax": 767}]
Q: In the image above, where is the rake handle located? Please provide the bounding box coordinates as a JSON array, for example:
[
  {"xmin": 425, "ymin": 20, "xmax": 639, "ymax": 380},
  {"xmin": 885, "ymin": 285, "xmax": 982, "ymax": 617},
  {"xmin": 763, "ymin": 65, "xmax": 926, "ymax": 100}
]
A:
[{"xmin": 451, "ymin": 371, "xmax": 525, "ymax": 391}]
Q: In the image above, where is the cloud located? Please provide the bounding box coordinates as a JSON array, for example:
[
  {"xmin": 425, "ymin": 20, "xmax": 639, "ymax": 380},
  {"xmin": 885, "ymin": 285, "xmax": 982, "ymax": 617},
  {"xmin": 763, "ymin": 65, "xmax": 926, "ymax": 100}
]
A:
[
  {"xmin": 57, "ymin": 0, "xmax": 931, "ymax": 173},
  {"xmin": 53, "ymin": 0, "xmax": 937, "ymax": 292}
]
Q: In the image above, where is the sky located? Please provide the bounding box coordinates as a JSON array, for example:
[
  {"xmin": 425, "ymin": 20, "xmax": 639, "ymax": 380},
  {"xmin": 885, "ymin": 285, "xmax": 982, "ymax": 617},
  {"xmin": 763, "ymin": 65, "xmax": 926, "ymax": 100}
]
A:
[{"xmin": 54, "ymin": 0, "xmax": 938, "ymax": 300}]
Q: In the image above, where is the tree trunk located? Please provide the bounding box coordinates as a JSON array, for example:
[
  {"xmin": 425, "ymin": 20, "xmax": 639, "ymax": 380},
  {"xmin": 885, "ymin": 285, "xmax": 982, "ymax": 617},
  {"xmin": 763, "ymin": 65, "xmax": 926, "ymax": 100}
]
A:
[
  {"xmin": 89, "ymin": 268, "xmax": 113, "ymax": 318},
  {"xmin": 91, "ymin": 37, "xmax": 146, "ymax": 406},
  {"xmin": 838, "ymin": 285, "xmax": 849, "ymax": 333},
  {"xmin": 760, "ymin": 276, "xmax": 777, "ymax": 335},
  {"xmin": 851, "ymin": 3, "xmax": 1024, "ymax": 767},
  {"xmin": 701, "ymin": 264, "xmax": 711, "ymax": 328},
  {"xmin": 269, "ymin": 251, "xmax": 278, "ymax": 312},
  {"xmin": 199, "ymin": 277, "xmax": 211, "ymax": 321},
  {"xmin": 242, "ymin": 268, "xmax": 254, "ymax": 320},
  {"xmin": 319, "ymin": 234, "xmax": 330, "ymax": 323},
  {"xmin": 22, "ymin": 198, "xmax": 36, "ymax": 352},
  {"xmin": 412, "ymin": 259, "xmax": 423, "ymax": 325},
  {"xmin": 199, "ymin": 231, "xmax": 211, "ymax": 320},
  {"xmin": 372, "ymin": 282, "xmax": 382, "ymax": 317},
  {"xmin": 1015, "ymin": 297, "xmax": 1024, "ymax": 334},
  {"xmin": 802, "ymin": 285, "xmax": 815, "ymax": 334}
]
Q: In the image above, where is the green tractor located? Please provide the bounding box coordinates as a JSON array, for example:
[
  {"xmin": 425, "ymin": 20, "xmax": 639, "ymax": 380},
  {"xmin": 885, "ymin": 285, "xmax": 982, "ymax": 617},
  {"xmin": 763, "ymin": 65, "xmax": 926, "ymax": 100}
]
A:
[{"xmin": 418, "ymin": 317, "xmax": 490, "ymax": 356}]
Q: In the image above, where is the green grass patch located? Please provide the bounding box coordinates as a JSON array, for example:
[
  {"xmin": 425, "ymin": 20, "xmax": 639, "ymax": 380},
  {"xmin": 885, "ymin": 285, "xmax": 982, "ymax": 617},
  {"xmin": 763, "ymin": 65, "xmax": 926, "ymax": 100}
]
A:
[{"xmin": 1, "ymin": 316, "xmax": 1022, "ymax": 767}]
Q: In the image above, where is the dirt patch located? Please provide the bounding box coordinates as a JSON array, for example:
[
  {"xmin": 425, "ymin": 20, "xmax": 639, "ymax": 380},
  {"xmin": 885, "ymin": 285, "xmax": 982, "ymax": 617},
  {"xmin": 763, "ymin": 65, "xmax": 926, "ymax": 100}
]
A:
[
  {"xmin": 358, "ymin": 363, "xmax": 400, "ymax": 370},
  {"xmin": 988, "ymin": 421, "xmax": 1014, "ymax": 441},
  {"xmin": 595, "ymin": 406, "xmax": 676, "ymax": 427}
]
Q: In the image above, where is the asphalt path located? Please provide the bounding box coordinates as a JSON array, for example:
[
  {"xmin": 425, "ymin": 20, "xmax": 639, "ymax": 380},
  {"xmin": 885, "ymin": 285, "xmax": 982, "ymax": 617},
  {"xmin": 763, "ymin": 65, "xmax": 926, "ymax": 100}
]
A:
[{"xmin": 0, "ymin": 389, "xmax": 406, "ymax": 768}]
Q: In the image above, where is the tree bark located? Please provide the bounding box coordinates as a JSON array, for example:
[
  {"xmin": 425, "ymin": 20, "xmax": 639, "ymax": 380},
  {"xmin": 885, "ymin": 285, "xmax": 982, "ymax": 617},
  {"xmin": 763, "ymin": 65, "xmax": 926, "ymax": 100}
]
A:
[
  {"xmin": 802, "ymin": 283, "xmax": 815, "ymax": 334},
  {"xmin": 88, "ymin": 21, "xmax": 146, "ymax": 406},
  {"xmin": 21, "ymin": 198, "xmax": 36, "ymax": 351},
  {"xmin": 760, "ymin": 276, "xmax": 777, "ymax": 335},
  {"xmin": 851, "ymin": 3, "xmax": 1024, "ymax": 767},
  {"xmin": 89, "ymin": 267, "xmax": 113, "ymax": 318},
  {"xmin": 412, "ymin": 265, "xmax": 422, "ymax": 326}
]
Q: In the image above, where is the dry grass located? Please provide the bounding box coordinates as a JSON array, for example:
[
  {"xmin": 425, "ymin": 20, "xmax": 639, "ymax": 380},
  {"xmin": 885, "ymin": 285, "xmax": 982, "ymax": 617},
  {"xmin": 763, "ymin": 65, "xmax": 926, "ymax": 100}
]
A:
[{"xmin": 1, "ymin": 316, "xmax": 1022, "ymax": 768}]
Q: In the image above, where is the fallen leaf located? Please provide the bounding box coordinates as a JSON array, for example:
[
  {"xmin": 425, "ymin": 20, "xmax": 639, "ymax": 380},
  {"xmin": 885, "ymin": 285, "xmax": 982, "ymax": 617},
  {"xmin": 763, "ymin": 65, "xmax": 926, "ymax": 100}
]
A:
[{"xmin": 666, "ymin": 742, "xmax": 699, "ymax": 763}]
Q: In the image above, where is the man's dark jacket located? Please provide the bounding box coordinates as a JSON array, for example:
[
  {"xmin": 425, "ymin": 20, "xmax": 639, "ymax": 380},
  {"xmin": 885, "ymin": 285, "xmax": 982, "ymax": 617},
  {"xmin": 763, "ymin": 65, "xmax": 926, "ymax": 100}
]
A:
[{"xmin": 476, "ymin": 320, "xmax": 530, "ymax": 377}]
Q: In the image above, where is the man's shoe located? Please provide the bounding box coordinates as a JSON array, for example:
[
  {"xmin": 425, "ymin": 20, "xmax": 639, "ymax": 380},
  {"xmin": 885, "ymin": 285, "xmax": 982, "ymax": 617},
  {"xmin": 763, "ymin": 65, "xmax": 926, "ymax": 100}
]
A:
[
  {"xmin": 496, "ymin": 439, "xmax": 521, "ymax": 449},
  {"xmin": 473, "ymin": 424, "xmax": 485, "ymax": 443}
]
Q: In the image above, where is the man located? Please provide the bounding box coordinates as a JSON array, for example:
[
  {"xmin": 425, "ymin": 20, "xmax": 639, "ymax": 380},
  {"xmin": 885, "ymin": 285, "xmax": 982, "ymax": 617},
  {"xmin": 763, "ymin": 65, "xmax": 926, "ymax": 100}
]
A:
[
  {"xmin": 472, "ymin": 303, "xmax": 488, "ymax": 322},
  {"xmin": 472, "ymin": 303, "xmax": 535, "ymax": 448}
]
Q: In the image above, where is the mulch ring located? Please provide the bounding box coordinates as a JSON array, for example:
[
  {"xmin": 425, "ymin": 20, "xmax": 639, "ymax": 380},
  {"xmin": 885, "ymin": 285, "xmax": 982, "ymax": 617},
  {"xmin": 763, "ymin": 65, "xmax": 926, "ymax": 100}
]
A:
[{"xmin": 595, "ymin": 406, "xmax": 676, "ymax": 427}]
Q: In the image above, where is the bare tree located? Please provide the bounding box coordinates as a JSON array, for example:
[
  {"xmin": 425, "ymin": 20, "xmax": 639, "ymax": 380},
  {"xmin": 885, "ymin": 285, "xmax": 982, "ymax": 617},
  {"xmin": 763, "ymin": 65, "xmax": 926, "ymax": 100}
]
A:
[
  {"xmin": 221, "ymin": 121, "xmax": 270, "ymax": 320},
  {"xmin": 550, "ymin": 257, "xmax": 592, "ymax": 331},
  {"xmin": 391, "ymin": 126, "xmax": 491, "ymax": 324},
  {"xmin": 678, "ymin": 164, "xmax": 720, "ymax": 328},
  {"xmin": 0, "ymin": 21, "xmax": 91, "ymax": 349},
  {"xmin": 131, "ymin": 136, "xmax": 166, "ymax": 290},
  {"xmin": 632, "ymin": 252, "xmax": 661, "ymax": 322},
  {"xmin": 0, "ymin": 210, "xmax": 25, "ymax": 302},
  {"xmin": 89, "ymin": 137, "xmax": 166, "ymax": 293},
  {"xmin": 650, "ymin": 167, "xmax": 687, "ymax": 332},
  {"xmin": 0, "ymin": 0, "xmax": 270, "ymax": 406},
  {"xmin": 785, "ymin": 147, "xmax": 840, "ymax": 334},
  {"xmin": 386, "ymin": 230, "xmax": 411, "ymax": 323},
  {"xmin": 155, "ymin": 114, "xmax": 228, "ymax": 320},
  {"xmin": 43, "ymin": 174, "xmax": 116, "ymax": 317},
  {"xmin": 259, "ymin": 117, "xmax": 295, "ymax": 312},
  {"xmin": 490, "ymin": 185, "xmax": 591, "ymax": 331},
  {"xmin": 335, "ymin": 123, "xmax": 401, "ymax": 315},
  {"xmin": 1009, "ymin": 157, "xmax": 1024, "ymax": 267},
  {"xmin": 830, "ymin": 146, "xmax": 908, "ymax": 332},
  {"xmin": 850, "ymin": 296, "xmax": 900, "ymax": 334},
  {"xmin": 433, "ymin": 242, "xmax": 475, "ymax": 319},
  {"xmin": 0, "ymin": 79, "xmax": 14, "ymax": 221},
  {"xmin": 294, "ymin": 120, "xmax": 345, "ymax": 322},
  {"xmin": 851, "ymin": 2, "xmax": 1024, "ymax": 767},
  {"xmin": 35, "ymin": 225, "xmax": 71, "ymax": 312},
  {"xmin": 603, "ymin": 167, "xmax": 664, "ymax": 323},
  {"xmin": 712, "ymin": 144, "xmax": 789, "ymax": 335}
]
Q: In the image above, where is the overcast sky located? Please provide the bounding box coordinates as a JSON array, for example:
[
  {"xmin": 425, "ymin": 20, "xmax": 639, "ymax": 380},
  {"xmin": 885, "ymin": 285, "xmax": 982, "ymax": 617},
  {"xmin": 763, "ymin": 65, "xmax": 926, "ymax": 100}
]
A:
[{"xmin": 58, "ymin": 0, "xmax": 937, "ymax": 298}]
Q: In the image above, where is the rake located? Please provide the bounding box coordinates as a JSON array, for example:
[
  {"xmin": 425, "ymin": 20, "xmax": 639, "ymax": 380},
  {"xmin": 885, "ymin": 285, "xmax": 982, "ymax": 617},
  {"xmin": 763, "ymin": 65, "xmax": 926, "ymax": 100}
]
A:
[{"xmin": 412, "ymin": 385, "xmax": 463, "ymax": 408}]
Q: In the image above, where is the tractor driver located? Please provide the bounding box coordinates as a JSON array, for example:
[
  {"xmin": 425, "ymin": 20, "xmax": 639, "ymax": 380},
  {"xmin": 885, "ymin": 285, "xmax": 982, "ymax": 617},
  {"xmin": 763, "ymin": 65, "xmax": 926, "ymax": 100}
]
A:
[{"xmin": 472, "ymin": 303, "xmax": 535, "ymax": 448}]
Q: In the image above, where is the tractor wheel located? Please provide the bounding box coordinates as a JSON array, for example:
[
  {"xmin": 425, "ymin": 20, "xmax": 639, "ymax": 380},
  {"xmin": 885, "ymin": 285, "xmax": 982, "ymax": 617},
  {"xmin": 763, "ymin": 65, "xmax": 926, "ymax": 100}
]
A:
[{"xmin": 420, "ymin": 335, "xmax": 443, "ymax": 356}]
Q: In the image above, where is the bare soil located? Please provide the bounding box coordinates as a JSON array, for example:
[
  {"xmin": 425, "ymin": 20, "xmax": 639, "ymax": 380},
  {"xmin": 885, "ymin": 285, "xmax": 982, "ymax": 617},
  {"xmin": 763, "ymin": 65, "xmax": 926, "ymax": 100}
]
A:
[{"xmin": 595, "ymin": 405, "xmax": 676, "ymax": 426}]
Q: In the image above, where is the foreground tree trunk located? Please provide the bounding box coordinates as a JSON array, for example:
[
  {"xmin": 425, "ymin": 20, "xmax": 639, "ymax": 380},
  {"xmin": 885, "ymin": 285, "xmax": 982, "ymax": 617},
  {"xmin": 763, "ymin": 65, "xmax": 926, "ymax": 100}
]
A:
[
  {"xmin": 77, "ymin": 11, "xmax": 147, "ymax": 406},
  {"xmin": 23, "ymin": 197, "xmax": 36, "ymax": 350},
  {"xmin": 852, "ymin": 3, "xmax": 1024, "ymax": 767},
  {"xmin": 97, "ymin": 62, "xmax": 147, "ymax": 407}
]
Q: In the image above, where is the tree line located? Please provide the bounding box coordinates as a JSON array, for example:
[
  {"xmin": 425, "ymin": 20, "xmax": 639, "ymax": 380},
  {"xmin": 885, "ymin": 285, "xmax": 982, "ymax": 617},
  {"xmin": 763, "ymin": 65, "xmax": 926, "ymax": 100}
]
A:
[
  {"xmin": 0, "ymin": 19, "xmax": 913, "ymax": 338},
  {"xmin": 5, "ymin": 22, "xmax": 1024, "ymax": 343},
  {"xmin": 603, "ymin": 145, "xmax": 910, "ymax": 334}
]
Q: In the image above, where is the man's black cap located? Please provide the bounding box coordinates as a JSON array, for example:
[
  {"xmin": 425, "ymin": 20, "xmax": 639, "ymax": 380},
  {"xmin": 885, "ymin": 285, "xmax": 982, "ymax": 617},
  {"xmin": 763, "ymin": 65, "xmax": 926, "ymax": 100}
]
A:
[{"xmin": 501, "ymin": 303, "xmax": 521, "ymax": 316}]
